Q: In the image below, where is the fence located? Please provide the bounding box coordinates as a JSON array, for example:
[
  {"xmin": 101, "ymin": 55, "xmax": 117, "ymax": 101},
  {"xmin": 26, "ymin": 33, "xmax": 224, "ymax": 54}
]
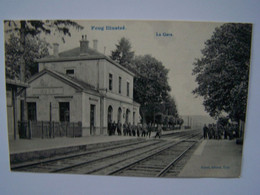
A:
[{"xmin": 18, "ymin": 121, "xmax": 82, "ymax": 139}]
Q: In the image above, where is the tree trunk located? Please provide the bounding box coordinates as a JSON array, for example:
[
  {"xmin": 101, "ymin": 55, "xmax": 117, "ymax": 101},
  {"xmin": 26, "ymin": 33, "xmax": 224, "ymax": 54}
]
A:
[
  {"xmin": 140, "ymin": 107, "xmax": 146, "ymax": 125},
  {"xmin": 20, "ymin": 21, "xmax": 27, "ymax": 122}
]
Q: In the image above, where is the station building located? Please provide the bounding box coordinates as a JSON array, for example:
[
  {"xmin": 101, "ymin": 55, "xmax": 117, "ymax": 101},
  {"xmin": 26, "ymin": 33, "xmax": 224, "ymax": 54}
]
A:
[
  {"xmin": 6, "ymin": 79, "xmax": 29, "ymax": 140},
  {"xmin": 24, "ymin": 35, "xmax": 140, "ymax": 136}
]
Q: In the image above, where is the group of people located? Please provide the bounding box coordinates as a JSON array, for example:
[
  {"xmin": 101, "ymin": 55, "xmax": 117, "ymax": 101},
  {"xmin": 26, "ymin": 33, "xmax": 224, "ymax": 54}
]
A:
[
  {"xmin": 108, "ymin": 121, "xmax": 162, "ymax": 138},
  {"xmin": 203, "ymin": 123, "xmax": 239, "ymax": 140}
]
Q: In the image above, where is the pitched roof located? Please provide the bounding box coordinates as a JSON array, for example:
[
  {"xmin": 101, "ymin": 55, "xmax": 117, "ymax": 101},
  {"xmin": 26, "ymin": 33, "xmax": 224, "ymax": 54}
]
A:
[
  {"xmin": 59, "ymin": 47, "xmax": 105, "ymax": 58},
  {"xmin": 37, "ymin": 46, "xmax": 106, "ymax": 62},
  {"xmin": 28, "ymin": 69, "xmax": 98, "ymax": 94},
  {"xmin": 36, "ymin": 45, "xmax": 135, "ymax": 77},
  {"xmin": 6, "ymin": 79, "xmax": 29, "ymax": 88}
]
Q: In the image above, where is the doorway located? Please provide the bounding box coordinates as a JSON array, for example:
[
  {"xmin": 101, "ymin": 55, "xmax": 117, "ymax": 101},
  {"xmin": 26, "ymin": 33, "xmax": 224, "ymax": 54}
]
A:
[{"xmin": 90, "ymin": 104, "xmax": 95, "ymax": 135}]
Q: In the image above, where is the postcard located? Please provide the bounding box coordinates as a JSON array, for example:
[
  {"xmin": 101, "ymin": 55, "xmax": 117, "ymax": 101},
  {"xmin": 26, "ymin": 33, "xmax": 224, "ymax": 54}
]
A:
[{"xmin": 4, "ymin": 20, "xmax": 252, "ymax": 178}]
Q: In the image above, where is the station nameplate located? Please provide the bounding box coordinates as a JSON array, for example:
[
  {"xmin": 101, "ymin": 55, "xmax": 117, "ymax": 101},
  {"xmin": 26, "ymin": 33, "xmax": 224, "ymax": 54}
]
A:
[{"xmin": 33, "ymin": 87, "xmax": 63, "ymax": 95}]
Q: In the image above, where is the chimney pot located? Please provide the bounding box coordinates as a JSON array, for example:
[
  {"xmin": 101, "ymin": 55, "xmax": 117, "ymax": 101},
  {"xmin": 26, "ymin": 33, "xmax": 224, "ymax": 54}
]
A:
[{"xmin": 80, "ymin": 35, "xmax": 89, "ymax": 55}]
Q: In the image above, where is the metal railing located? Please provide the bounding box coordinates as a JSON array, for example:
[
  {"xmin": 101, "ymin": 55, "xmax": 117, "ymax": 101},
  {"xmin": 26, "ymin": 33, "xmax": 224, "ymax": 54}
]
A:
[{"xmin": 18, "ymin": 121, "xmax": 82, "ymax": 139}]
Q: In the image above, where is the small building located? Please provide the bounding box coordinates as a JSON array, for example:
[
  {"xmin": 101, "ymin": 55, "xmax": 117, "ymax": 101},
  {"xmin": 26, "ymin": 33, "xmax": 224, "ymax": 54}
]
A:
[
  {"xmin": 6, "ymin": 79, "xmax": 29, "ymax": 140},
  {"xmin": 23, "ymin": 35, "xmax": 140, "ymax": 136}
]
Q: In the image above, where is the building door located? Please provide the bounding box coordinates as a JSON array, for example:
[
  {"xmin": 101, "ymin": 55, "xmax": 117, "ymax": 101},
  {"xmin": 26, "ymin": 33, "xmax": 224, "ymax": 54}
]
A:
[
  {"xmin": 126, "ymin": 109, "xmax": 130, "ymax": 124},
  {"xmin": 118, "ymin": 107, "xmax": 122, "ymax": 124},
  {"xmin": 27, "ymin": 102, "xmax": 37, "ymax": 121},
  {"xmin": 90, "ymin": 104, "xmax": 95, "ymax": 135},
  {"xmin": 59, "ymin": 102, "xmax": 70, "ymax": 122},
  {"xmin": 108, "ymin": 106, "xmax": 113, "ymax": 123},
  {"xmin": 107, "ymin": 106, "xmax": 113, "ymax": 135}
]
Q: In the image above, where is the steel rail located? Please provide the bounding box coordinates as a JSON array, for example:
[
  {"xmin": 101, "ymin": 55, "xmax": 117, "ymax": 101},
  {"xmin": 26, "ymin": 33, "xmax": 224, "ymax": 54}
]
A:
[
  {"xmin": 87, "ymin": 133, "xmax": 201, "ymax": 175},
  {"xmin": 84, "ymin": 141, "xmax": 179, "ymax": 174},
  {"xmin": 156, "ymin": 141, "xmax": 197, "ymax": 177},
  {"xmin": 107, "ymin": 133, "xmax": 202, "ymax": 176},
  {"xmin": 11, "ymin": 139, "xmax": 147, "ymax": 170},
  {"xmin": 46, "ymin": 134, "xmax": 200, "ymax": 173},
  {"xmin": 107, "ymin": 140, "xmax": 186, "ymax": 175},
  {"xmin": 51, "ymin": 140, "xmax": 163, "ymax": 173}
]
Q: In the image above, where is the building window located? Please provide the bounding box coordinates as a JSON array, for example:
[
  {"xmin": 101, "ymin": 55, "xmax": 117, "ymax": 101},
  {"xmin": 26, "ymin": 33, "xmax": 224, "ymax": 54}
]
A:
[
  {"xmin": 108, "ymin": 106, "xmax": 113, "ymax": 123},
  {"xmin": 127, "ymin": 82, "xmax": 130, "ymax": 97},
  {"xmin": 118, "ymin": 107, "xmax": 122, "ymax": 123},
  {"xmin": 66, "ymin": 69, "xmax": 74, "ymax": 76},
  {"xmin": 109, "ymin": 73, "xmax": 113, "ymax": 91},
  {"xmin": 59, "ymin": 102, "xmax": 70, "ymax": 122},
  {"xmin": 27, "ymin": 102, "xmax": 37, "ymax": 121},
  {"xmin": 126, "ymin": 109, "xmax": 130, "ymax": 124},
  {"xmin": 119, "ymin": 76, "xmax": 122, "ymax": 94}
]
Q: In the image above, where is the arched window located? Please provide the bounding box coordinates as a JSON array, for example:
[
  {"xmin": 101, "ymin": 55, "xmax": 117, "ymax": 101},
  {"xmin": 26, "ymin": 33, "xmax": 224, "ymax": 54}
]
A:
[
  {"xmin": 108, "ymin": 106, "xmax": 113, "ymax": 124},
  {"xmin": 118, "ymin": 107, "xmax": 122, "ymax": 123},
  {"xmin": 126, "ymin": 109, "xmax": 130, "ymax": 124}
]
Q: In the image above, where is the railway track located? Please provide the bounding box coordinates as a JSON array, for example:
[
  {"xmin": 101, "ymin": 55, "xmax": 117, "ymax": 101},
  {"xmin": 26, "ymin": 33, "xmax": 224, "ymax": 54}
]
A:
[
  {"xmin": 12, "ymin": 130, "xmax": 202, "ymax": 177},
  {"xmin": 108, "ymin": 133, "xmax": 202, "ymax": 177},
  {"xmin": 12, "ymin": 139, "xmax": 160, "ymax": 172}
]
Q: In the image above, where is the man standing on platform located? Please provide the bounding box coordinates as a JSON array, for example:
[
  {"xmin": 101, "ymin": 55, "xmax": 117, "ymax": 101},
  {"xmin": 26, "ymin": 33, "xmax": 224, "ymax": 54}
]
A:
[
  {"xmin": 155, "ymin": 124, "xmax": 162, "ymax": 139},
  {"xmin": 203, "ymin": 124, "xmax": 208, "ymax": 139}
]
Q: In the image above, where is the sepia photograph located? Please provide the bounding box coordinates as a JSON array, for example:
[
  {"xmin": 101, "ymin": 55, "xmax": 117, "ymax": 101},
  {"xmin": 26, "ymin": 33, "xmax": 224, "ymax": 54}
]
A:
[{"xmin": 4, "ymin": 20, "xmax": 252, "ymax": 178}]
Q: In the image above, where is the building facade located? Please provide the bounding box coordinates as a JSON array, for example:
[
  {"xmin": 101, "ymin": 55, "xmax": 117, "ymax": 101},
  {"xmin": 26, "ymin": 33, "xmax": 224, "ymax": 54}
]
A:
[
  {"xmin": 6, "ymin": 79, "xmax": 29, "ymax": 140},
  {"xmin": 23, "ymin": 35, "xmax": 140, "ymax": 136}
]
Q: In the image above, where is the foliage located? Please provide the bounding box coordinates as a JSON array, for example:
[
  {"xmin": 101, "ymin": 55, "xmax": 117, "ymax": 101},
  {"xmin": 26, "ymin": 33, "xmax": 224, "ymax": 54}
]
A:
[
  {"xmin": 163, "ymin": 115, "xmax": 169, "ymax": 126},
  {"xmin": 163, "ymin": 95, "xmax": 179, "ymax": 117},
  {"xmin": 5, "ymin": 34, "xmax": 49, "ymax": 79},
  {"xmin": 168, "ymin": 116, "xmax": 175, "ymax": 126},
  {"xmin": 5, "ymin": 20, "xmax": 84, "ymax": 43},
  {"xmin": 132, "ymin": 55, "xmax": 173, "ymax": 123},
  {"xmin": 110, "ymin": 38, "xmax": 180, "ymax": 126},
  {"xmin": 133, "ymin": 55, "xmax": 171, "ymax": 105},
  {"xmin": 155, "ymin": 113, "xmax": 164, "ymax": 124},
  {"xmin": 192, "ymin": 23, "xmax": 252, "ymax": 122},
  {"xmin": 4, "ymin": 20, "xmax": 84, "ymax": 81},
  {"xmin": 110, "ymin": 37, "xmax": 135, "ymax": 70},
  {"xmin": 217, "ymin": 117, "xmax": 229, "ymax": 127}
]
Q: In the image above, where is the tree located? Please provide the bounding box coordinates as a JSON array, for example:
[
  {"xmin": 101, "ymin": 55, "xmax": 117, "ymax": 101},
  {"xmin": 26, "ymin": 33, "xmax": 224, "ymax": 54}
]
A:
[
  {"xmin": 110, "ymin": 38, "xmax": 179, "ymax": 126},
  {"xmin": 133, "ymin": 55, "xmax": 171, "ymax": 124},
  {"xmin": 163, "ymin": 95, "xmax": 179, "ymax": 117},
  {"xmin": 5, "ymin": 20, "xmax": 84, "ymax": 82},
  {"xmin": 4, "ymin": 20, "xmax": 83, "ymax": 123},
  {"xmin": 168, "ymin": 116, "xmax": 175, "ymax": 129},
  {"xmin": 192, "ymin": 23, "xmax": 252, "ymax": 122},
  {"xmin": 110, "ymin": 37, "xmax": 135, "ymax": 70},
  {"xmin": 5, "ymin": 33, "xmax": 49, "ymax": 80}
]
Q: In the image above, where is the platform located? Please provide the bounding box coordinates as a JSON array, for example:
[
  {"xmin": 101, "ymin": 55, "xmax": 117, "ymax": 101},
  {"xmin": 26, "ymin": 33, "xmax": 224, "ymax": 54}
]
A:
[
  {"xmin": 8, "ymin": 128, "xmax": 198, "ymax": 164},
  {"xmin": 179, "ymin": 139, "xmax": 243, "ymax": 178},
  {"xmin": 9, "ymin": 128, "xmax": 192, "ymax": 154}
]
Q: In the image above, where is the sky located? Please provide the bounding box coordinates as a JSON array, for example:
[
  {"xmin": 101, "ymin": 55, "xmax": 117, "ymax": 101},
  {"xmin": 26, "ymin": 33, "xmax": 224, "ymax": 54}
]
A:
[{"xmin": 7, "ymin": 20, "xmax": 224, "ymax": 117}]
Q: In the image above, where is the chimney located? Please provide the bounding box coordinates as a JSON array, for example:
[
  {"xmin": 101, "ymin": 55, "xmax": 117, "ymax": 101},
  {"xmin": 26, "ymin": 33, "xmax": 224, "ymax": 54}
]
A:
[
  {"xmin": 53, "ymin": 43, "xmax": 59, "ymax": 57},
  {"xmin": 93, "ymin": 39, "xmax": 98, "ymax": 51},
  {"xmin": 80, "ymin": 34, "xmax": 89, "ymax": 55}
]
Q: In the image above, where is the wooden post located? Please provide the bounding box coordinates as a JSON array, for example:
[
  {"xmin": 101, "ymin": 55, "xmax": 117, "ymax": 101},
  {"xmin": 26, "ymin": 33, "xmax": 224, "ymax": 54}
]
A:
[
  {"xmin": 65, "ymin": 122, "xmax": 68, "ymax": 137},
  {"xmin": 53, "ymin": 121, "xmax": 55, "ymax": 138},
  {"xmin": 49, "ymin": 102, "xmax": 52, "ymax": 138},
  {"xmin": 59, "ymin": 123, "xmax": 61, "ymax": 137},
  {"xmin": 41, "ymin": 121, "xmax": 44, "ymax": 139},
  {"xmin": 79, "ymin": 121, "xmax": 82, "ymax": 137},
  {"xmin": 29, "ymin": 120, "xmax": 32, "ymax": 139},
  {"xmin": 12, "ymin": 88, "xmax": 17, "ymax": 140},
  {"xmin": 73, "ymin": 123, "xmax": 75, "ymax": 138}
]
